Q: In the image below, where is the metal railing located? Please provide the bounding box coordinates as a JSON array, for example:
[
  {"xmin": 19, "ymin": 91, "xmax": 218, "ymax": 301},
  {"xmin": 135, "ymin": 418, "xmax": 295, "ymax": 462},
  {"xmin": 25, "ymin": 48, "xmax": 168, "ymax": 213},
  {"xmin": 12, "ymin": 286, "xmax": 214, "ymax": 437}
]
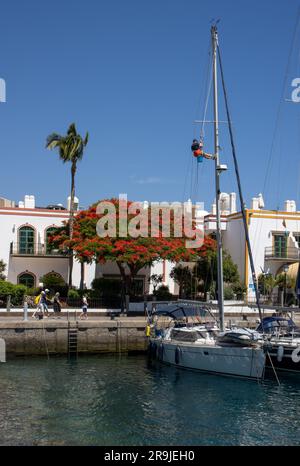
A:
[
  {"xmin": 10, "ymin": 242, "xmax": 69, "ymax": 257},
  {"xmin": 264, "ymin": 246, "xmax": 300, "ymax": 261}
]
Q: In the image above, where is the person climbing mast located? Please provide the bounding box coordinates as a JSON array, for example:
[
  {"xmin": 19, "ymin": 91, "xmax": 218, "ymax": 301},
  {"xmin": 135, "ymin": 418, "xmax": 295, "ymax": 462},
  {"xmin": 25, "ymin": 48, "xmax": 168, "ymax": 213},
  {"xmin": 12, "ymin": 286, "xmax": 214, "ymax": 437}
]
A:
[{"xmin": 191, "ymin": 139, "xmax": 216, "ymax": 163}]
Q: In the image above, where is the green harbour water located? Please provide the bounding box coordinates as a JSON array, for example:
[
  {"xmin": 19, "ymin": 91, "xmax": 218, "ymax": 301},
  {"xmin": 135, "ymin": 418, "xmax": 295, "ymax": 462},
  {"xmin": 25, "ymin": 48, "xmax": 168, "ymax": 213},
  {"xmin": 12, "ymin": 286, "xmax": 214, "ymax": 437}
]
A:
[{"xmin": 0, "ymin": 354, "xmax": 300, "ymax": 446}]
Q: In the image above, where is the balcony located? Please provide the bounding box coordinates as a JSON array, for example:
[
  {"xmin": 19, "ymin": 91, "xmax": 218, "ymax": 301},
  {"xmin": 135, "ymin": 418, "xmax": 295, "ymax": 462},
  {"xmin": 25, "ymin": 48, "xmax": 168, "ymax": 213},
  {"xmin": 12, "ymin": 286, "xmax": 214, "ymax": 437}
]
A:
[
  {"xmin": 264, "ymin": 246, "xmax": 300, "ymax": 262},
  {"xmin": 10, "ymin": 242, "xmax": 69, "ymax": 257}
]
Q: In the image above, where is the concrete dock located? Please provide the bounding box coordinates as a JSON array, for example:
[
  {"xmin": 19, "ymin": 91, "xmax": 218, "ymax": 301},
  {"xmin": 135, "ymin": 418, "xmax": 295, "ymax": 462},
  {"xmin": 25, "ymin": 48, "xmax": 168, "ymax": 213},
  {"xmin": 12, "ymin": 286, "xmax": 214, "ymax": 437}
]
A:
[
  {"xmin": 0, "ymin": 313, "xmax": 148, "ymax": 356},
  {"xmin": 0, "ymin": 307, "xmax": 299, "ymax": 356}
]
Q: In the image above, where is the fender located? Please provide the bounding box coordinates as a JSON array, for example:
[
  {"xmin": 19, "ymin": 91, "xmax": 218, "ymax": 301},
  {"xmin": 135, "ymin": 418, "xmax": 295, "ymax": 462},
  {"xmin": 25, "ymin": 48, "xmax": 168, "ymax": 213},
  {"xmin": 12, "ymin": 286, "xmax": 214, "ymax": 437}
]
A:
[
  {"xmin": 175, "ymin": 346, "xmax": 181, "ymax": 365},
  {"xmin": 277, "ymin": 345, "xmax": 284, "ymax": 362},
  {"xmin": 291, "ymin": 346, "xmax": 300, "ymax": 363}
]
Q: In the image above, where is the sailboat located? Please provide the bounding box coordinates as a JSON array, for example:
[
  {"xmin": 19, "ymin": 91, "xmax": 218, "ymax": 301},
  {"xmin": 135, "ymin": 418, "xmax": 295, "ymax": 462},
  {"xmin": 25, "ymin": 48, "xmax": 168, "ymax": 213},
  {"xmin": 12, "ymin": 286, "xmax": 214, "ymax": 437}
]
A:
[
  {"xmin": 254, "ymin": 267, "xmax": 300, "ymax": 373},
  {"xmin": 149, "ymin": 25, "xmax": 266, "ymax": 380},
  {"xmin": 256, "ymin": 315, "xmax": 300, "ymax": 373}
]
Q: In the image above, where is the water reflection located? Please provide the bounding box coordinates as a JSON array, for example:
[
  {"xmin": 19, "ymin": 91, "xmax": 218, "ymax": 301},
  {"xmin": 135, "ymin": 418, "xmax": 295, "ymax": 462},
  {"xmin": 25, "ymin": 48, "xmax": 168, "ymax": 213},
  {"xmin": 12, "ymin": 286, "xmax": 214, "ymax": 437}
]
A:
[{"xmin": 0, "ymin": 355, "xmax": 300, "ymax": 445}]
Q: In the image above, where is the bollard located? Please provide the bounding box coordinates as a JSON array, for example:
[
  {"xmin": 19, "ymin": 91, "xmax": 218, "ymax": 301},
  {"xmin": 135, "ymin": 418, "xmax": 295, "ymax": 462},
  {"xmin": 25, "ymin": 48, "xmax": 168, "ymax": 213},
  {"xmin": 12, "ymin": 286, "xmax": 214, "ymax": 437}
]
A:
[
  {"xmin": 6, "ymin": 294, "xmax": 11, "ymax": 313},
  {"xmin": 0, "ymin": 338, "xmax": 6, "ymax": 363},
  {"xmin": 23, "ymin": 301, "xmax": 28, "ymax": 321},
  {"xmin": 144, "ymin": 294, "xmax": 148, "ymax": 317},
  {"xmin": 124, "ymin": 294, "xmax": 129, "ymax": 316},
  {"xmin": 280, "ymin": 290, "xmax": 284, "ymax": 307}
]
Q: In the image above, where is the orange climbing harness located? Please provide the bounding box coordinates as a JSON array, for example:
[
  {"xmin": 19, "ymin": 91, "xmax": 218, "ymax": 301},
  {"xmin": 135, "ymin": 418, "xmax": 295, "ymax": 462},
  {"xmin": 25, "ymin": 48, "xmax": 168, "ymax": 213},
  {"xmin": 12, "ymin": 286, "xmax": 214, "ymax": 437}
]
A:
[{"xmin": 191, "ymin": 139, "xmax": 215, "ymax": 162}]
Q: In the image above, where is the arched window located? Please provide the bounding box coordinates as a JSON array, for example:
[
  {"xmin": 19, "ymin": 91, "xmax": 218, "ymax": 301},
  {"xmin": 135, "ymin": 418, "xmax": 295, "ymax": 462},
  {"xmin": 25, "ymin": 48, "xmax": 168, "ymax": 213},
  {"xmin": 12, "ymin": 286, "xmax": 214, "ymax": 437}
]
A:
[
  {"xmin": 18, "ymin": 272, "xmax": 35, "ymax": 288},
  {"xmin": 45, "ymin": 227, "xmax": 58, "ymax": 254},
  {"xmin": 18, "ymin": 226, "xmax": 35, "ymax": 254}
]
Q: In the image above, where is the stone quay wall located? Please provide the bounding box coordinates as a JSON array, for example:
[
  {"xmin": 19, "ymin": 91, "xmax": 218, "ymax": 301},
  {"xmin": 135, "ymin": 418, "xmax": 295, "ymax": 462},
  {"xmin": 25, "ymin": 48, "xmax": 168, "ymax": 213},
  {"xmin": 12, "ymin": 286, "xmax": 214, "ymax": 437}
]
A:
[{"xmin": 0, "ymin": 320, "xmax": 148, "ymax": 356}]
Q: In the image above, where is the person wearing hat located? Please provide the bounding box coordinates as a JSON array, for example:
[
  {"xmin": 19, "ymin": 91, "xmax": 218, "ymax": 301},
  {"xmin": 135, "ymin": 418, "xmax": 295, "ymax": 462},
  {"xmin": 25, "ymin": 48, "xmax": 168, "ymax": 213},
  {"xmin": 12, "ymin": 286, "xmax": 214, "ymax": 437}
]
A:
[
  {"xmin": 40, "ymin": 289, "xmax": 50, "ymax": 318},
  {"xmin": 52, "ymin": 292, "xmax": 62, "ymax": 319},
  {"xmin": 191, "ymin": 139, "xmax": 216, "ymax": 163},
  {"xmin": 79, "ymin": 295, "xmax": 89, "ymax": 320}
]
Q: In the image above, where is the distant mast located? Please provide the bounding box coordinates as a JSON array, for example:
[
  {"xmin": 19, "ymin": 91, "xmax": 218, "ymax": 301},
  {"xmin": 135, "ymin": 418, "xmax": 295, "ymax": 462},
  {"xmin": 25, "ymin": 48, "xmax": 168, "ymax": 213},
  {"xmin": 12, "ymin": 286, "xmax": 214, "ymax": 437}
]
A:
[{"xmin": 212, "ymin": 25, "xmax": 225, "ymax": 332}]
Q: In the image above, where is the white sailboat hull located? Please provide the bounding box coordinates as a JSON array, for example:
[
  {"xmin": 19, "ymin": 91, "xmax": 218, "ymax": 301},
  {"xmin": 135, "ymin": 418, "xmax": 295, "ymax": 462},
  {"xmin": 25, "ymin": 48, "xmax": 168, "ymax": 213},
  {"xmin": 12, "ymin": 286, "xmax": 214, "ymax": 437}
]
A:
[{"xmin": 150, "ymin": 339, "xmax": 266, "ymax": 380}]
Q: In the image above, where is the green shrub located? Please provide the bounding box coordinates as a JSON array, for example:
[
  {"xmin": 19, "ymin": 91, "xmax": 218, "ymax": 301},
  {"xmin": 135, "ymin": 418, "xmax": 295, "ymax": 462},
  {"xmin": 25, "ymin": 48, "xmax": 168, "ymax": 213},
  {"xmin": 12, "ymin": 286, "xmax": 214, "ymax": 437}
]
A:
[
  {"xmin": 40, "ymin": 273, "xmax": 68, "ymax": 296},
  {"xmin": 224, "ymin": 286, "xmax": 235, "ymax": 300},
  {"xmin": 0, "ymin": 280, "xmax": 27, "ymax": 306},
  {"xmin": 26, "ymin": 287, "xmax": 42, "ymax": 297},
  {"xmin": 91, "ymin": 278, "xmax": 122, "ymax": 296},
  {"xmin": 68, "ymin": 289, "xmax": 80, "ymax": 299},
  {"xmin": 154, "ymin": 285, "xmax": 173, "ymax": 301},
  {"xmin": 231, "ymin": 282, "xmax": 247, "ymax": 300}
]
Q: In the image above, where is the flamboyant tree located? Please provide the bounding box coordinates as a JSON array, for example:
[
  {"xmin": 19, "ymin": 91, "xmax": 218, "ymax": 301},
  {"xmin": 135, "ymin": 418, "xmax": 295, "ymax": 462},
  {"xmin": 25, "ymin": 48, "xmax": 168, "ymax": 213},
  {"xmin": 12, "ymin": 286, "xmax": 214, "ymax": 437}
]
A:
[{"xmin": 49, "ymin": 198, "xmax": 216, "ymax": 295}]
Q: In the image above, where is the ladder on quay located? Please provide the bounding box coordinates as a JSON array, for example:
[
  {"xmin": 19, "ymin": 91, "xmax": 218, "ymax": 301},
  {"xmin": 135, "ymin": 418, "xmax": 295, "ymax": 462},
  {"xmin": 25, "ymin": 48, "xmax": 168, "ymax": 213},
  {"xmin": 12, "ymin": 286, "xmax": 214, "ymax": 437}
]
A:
[{"xmin": 68, "ymin": 324, "xmax": 78, "ymax": 359}]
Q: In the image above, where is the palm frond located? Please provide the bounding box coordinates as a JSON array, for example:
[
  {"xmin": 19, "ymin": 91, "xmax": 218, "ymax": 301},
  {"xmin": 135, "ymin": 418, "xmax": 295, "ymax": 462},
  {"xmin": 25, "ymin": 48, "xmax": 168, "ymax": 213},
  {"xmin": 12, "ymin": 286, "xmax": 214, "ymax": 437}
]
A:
[
  {"xmin": 45, "ymin": 133, "xmax": 63, "ymax": 149},
  {"xmin": 67, "ymin": 123, "xmax": 77, "ymax": 137},
  {"xmin": 46, "ymin": 123, "xmax": 89, "ymax": 163}
]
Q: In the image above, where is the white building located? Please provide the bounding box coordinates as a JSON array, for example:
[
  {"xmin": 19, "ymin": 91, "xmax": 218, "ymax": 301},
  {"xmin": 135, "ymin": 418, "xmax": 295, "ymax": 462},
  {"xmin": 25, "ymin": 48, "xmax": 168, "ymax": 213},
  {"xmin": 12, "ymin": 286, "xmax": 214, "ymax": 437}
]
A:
[
  {"xmin": 0, "ymin": 194, "xmax": 89, "ymax": 289},
  {"xmin": 204, "ymin": 193, "xmax": 300, "ymax": 298},
  {"xmin": 1, "ymin": 192, "xmax": 299, "ymax": 299},
  {"xmin": 0, "ymin": 194, "xmax": 168, "ymax": 294}
]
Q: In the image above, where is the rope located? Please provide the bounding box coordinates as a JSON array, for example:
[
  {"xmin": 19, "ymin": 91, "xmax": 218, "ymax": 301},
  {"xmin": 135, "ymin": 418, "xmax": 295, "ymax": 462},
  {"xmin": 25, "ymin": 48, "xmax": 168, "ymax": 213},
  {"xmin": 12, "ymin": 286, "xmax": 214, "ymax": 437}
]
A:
[
  {"xmin": 189, "ymin": 43, "xmax": 214, "ymax": 203},
  {"xmin": 250, "ymin": 9, "xmax": 300, "ymax": 269},
  {"xmin": 200, "ymin": 52, "xmax": 213, "ymax": 140},
  {"xmin": 266, "ymin": 351, "xmax": 280, "ymax": 386},
  {"xmin": 41, "ymin": 317, "xmax": 50, "ymax": 360},
  {"xmin": 262, "ymin": 8, "xmax": 300, "ymax": 207},
  {"xmin": 217, "ymin": 41, "xmax": 264, "ymax": 327}
]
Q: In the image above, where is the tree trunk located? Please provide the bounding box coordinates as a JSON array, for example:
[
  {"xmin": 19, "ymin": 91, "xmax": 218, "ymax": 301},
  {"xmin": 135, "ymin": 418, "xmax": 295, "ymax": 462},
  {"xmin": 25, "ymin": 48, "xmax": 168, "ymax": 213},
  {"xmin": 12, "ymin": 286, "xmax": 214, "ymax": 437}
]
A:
[
  {"xmin": 79, "ymin": 261, "xmax": 85, "ymax": 291},
  {"xmin": 116, "ymin": 262, "xmax": 132, "ymax": 295},
  {"xmin": 117, "ymin": 262, "xmax": 141, "ymax": 297},
  {"xmin": 68, "ymin": 162, "xmax": 76, "ymax": 288}
]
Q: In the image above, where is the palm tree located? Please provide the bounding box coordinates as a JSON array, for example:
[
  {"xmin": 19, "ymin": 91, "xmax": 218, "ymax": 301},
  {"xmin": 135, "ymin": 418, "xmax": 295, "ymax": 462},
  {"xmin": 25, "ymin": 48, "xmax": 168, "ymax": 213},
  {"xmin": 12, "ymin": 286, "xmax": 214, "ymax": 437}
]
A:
[{"xmin": 46, "ymin": 123, "xmax": 89, "ymax": 287}]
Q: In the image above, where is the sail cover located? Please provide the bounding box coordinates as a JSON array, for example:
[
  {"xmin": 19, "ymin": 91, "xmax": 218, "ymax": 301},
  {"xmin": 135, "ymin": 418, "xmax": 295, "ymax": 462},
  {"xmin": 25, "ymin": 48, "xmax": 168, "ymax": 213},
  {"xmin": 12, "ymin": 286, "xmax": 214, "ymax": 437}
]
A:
[
  {"xmin": 152, "ymin": 304, "xmax": 211, "ymax": 320},
  {"xmin": 256, "ymin": 316, "xmax": 298, "ymax": 334}
]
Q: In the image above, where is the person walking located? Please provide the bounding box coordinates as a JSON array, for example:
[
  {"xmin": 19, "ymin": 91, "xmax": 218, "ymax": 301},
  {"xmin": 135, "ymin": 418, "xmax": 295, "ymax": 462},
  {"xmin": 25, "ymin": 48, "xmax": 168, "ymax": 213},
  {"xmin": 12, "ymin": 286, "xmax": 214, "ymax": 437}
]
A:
[
  {"xmin": 32, "ymin": 292, "xmax": 42, "ymax": 319},
  {"xmin": 40, "ymin": 290, "xmax": 50, "ymax": 318},
  {"xmin": 79, "ymin": 295, "xmax": 88, "ymax": 320},
  {"xmin": 52, "ymin": 292, "xmax": 62, "ymax": 319}
]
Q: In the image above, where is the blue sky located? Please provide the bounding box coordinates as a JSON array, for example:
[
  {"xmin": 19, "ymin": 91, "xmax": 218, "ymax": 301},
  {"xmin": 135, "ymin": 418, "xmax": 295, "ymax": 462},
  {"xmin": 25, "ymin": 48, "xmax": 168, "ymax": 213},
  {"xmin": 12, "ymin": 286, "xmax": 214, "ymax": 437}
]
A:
[{"xmin": 0, "ymin": 0, "xmax": 300, "ymax": 211}]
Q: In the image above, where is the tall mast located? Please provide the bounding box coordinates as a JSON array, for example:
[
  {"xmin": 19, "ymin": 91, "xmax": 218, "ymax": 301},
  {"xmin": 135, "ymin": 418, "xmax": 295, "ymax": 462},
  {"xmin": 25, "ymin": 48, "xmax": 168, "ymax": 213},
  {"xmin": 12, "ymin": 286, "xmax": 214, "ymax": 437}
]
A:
[
  {"xmin": 212, "ymin": 25, "xmax": 225, "ymax": 332},
  {"xmin": 217, "ymin": 43, "xmax": 264, "ymax": 326}
]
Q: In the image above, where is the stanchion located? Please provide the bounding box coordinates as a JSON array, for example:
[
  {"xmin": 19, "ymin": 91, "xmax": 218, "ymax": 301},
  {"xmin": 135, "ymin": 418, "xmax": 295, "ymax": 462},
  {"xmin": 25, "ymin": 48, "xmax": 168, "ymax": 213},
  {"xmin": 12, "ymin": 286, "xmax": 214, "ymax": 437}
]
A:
[{"xmin": 23, "ymin": 297, "xmax": 28, "ymax": 321}]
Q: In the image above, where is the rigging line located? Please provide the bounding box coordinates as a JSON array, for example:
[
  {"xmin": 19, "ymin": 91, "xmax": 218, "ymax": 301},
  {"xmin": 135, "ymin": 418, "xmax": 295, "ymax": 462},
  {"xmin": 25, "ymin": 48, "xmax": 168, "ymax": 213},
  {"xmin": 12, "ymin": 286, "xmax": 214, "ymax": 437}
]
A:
[
  {"xmin": 261, "ymin": 7, "xmax": 300, "ymax": 203},
  {"xmin": 193, "ymin": 37, "xmax": 212, "ymax": 138},
  {"xmin": 182, "ymin": 148, "xmax": 193, "ymax": 202},
  {"xmin": 190, "ymin": 159, "xmax": 196, "ymax": 201},
  {"xmin": 184, "ymin": 44, "xmax": 211, "ymax": 203},
  {"xmin": 194, "ymin": 60, "xmax": 213, "ymax": 202},
  {"xmin": 193, "ymin": 169, "xmax": 199, "ymax": 202},
  {"xmin": 195, "ymin": 162, "xmax": 199, "ymax": 200},
  {"xmin": 266, "ymin": 351, "xmax": 281, "ymax": 386},
  {"xmin": 276, "ymin": 127, "xmax": 283, "ymax": 211},
  {"xmin": 200, "ymin": 53, "xmax": 213, "ymax": 140},
  {"xmin": 252, "ymin": 11, "xmax": 300, "ymax": 262},
  {"xmin": 217, "ymin": 43, "xmax": 264, "ymax": 326},
  {"xmin": 191, "ymin": 49, "xmax": 213, "ymax": 203}
]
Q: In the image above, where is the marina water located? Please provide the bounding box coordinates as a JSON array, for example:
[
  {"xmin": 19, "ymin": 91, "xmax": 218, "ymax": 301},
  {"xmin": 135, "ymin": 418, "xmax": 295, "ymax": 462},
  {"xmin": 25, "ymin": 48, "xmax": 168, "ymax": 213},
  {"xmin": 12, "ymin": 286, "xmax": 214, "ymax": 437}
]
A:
[{"xmin": 0, "ymin": 354, "xmax": 300, "ymax": 446}]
